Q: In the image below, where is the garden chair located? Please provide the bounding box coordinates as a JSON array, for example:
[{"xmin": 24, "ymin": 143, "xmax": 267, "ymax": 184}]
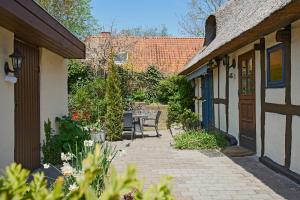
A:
[
  {"xmin": 123, "ymin": 111, "xmax": 135, "ymax": 140},
  {"xmin": 143, "ymin": 110, "xmax": 161, "ymax": 137}
]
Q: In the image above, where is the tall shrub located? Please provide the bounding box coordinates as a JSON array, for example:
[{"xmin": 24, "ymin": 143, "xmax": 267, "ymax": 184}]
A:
[{"xmin": 105, "ymin": 53, "xmax": 123, "ymax": 141}]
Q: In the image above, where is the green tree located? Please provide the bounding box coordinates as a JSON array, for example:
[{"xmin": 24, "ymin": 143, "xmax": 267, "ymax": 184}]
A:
[
  {"xmin": 35, "ymin": 0, "xmax": 99, "ymax": 40},
  {"xmin": 105, "ymin": 53, "xmax": 123, "ymax": 141},
  {"xmin": 120, "ymin": 24, "xmax": 169, "ymax": 37}
]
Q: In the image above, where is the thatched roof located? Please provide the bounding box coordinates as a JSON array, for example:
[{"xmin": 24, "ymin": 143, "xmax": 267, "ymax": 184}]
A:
[{"xmin": 181, "ymin": 0, "xmax": 295, "ymax": 75}]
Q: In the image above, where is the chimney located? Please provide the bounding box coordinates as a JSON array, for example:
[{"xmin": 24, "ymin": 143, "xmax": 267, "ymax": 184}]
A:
[{"xmin": 100, "ymin": 32, "xmax": 111, "ymax": 37}]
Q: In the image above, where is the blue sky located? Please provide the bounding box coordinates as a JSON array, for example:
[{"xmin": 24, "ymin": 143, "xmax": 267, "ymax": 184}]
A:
[{"xmin": 91, "ymin": 0, "xmax": 189, "ymax": 36}]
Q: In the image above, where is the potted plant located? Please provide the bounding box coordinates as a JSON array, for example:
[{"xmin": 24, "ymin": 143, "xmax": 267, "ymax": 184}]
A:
[{"xmin": 88, "ymin": 120, "xmax": 105, "ymax": 142}]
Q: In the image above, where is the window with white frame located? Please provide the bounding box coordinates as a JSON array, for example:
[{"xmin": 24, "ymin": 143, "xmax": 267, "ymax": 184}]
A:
[{"xmin": 114, "ymin": 52, "xmax": 128, "ymax": 65}]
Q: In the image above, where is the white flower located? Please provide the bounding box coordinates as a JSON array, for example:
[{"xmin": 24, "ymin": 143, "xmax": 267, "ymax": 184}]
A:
[
  {"xmin": 108, "ymin": 155, "xmax": 113, "ymax": 162},
  {"xmin": 83, "ymin": 126, "xmax": 89, "ymax": 131},
  {"xmin": 61, "ymin": 162, "xmax": 75, "ymax": 176},
  {"xmin": 84, "ymin": 140, "xmax": 94, "ymax": 147},
  {"xmin": 119, "ymin": 149, "xmax": 126, "ymax": 157},
  {"xmin": 68, "ymin": 183, "xmax": 79, "ymax": 192},
  {"xmin": 43, "ymin": 163, "xmax": 50, "ymax": 169},
  {"xmin": 61, "ymin": 152, "xmax": 74, "ymax": 161}
]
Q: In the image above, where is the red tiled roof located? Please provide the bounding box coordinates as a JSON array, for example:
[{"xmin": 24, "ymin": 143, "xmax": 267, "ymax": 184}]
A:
[{"xmin": 86, "ymin": 34, "xmax": 204, "ymax": 74}]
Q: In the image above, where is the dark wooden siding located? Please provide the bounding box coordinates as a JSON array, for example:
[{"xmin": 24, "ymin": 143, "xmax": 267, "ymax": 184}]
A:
[{"xmin": 14, "ymin": 39, "xmax": 40, "ymax": 170}]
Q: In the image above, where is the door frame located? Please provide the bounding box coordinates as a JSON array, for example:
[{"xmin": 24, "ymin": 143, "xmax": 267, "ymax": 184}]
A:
[{"xmin": 238, "ymin": 50, "xmax": 256, "ymax": 152}]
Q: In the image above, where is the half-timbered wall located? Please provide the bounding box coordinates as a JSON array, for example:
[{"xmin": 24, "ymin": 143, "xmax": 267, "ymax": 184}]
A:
[{"xmin": 290, "ymin": 20, "xmax": 300, "ymax": 174}]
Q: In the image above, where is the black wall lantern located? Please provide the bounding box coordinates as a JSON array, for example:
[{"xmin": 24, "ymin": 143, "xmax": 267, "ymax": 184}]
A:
[
  {"xmin": 222, "ymin": 55, "xmax": 236, "ymax": 69},
  {"xmin": 4, "ymin": 49, "xmax": 23, "ymax": 75}
]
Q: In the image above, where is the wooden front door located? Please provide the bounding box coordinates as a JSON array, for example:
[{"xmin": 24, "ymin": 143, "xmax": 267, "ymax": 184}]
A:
[
  {"xmin": 238, "ymin": 50, "xmax": 256, "ymax": 152},
  {"xmin": 14, "ymin": 39, "xmax": 40, "ymax": 170}
]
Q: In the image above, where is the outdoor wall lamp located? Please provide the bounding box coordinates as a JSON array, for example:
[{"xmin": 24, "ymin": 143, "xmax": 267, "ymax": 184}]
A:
[
  {"xmin": 4, "ymin": 49, "xmax": 23, "ymax": 75},
  {"xmin": 223, "ymin": 55, "xmax": 236, "ymax": 69}
]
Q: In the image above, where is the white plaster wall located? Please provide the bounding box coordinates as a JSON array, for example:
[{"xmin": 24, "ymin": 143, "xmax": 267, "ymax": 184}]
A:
[
  {"xmin": 219, "ymin": 63, "xmax": 226, "ymax": 99},
  {"xmin": 290, "ymin": 20, "xmax": 300, "ymax": 174},
  {"xmin": 291, "ymin": 20, "xmax": 300, "ymax": 105},
  {"xmin": 264, "ymin": 32, "xmax": 286, "ymax": 104},
  {"xmin": 214, "ymin": 104, "xmax": 219, "ymax": 128},
  {"xmin": 194, "ymin": 77, "xmax": 203, "ymax": 121},
  {"xmin": 219, "ymin": 104, "xmax": 226, "ymax": 132},
  {"xmin": 40, "ymin": 48, "xmax": 68, "ymax": 146},
  {"xmin": 255, "ymin": 50, "xmax": 262, "ymax": 157},
  {"xmin": 213, "ymin": 67, "xmax": 218, "ymax": 98},
  {"xmin": 228, "ymin": 53, "xmax": 239, "ymax": 141},
  {"xmin": 0, "ymin": 27, "xmax": 14, "ymax": 171},
  {"xmin": 213, "ymin": 67, "xmax": 219, "ymax": 129},
  {"xmin": 265, "ymin": 112, "xmax": 286, "ymax": 166},
  {"xmin": 291, "ymin": 115, "xmax": 300, "ymax": 174},
  {"xmin": 265, "ymin": 89, "xmax": 285, "ymax": 104}
]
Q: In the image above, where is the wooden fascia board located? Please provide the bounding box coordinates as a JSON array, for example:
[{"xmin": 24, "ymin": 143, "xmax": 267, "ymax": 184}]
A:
[{"xmin": 0, "ymin": 0, "xmax": 85, "ymax": 59}]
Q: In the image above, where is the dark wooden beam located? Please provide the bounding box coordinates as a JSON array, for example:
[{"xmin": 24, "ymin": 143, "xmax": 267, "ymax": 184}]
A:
[
  {"xmin": 264, "ymin": 103, "xmax": 300, "ymax": 116},
  {"xmin": 285, "ymin": 114, "xmax": 292, "ymax": 168},
  {"xmin": 213, "ymin": 98, "xmax": 228, "ymax": 104}
]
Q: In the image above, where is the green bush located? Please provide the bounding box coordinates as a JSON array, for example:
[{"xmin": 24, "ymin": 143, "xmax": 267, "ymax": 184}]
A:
[
  {"xmin": 132, "ymin": 89, "xmax": 147, "ymax": 102},
  {"xmin": 69, "ymin": 77, "xmax": 107, "ymax": 124},
  {"xmin": 42, "ymin": 117, "xmax": 90, "ymax": 165},
  {"xmin": 105, "ymin": 54, "xmax": 123, "ymax": 141},
  {"xmin": 179, "ymin": 109, "xmax": 199, "ymax": 130},
  {"xmin": 173, "ymin": 130, "xmax": 229, "ymax": 150},
  {"xmin": 157, "ymin": 75, "xmax": 193, "ymax": 127},
  {"xmin": 0, "ymin": 145, "xmax": 174, "ymax": 199}
]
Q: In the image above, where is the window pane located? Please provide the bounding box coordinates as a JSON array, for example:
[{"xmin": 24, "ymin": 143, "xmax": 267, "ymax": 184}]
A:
[
  {"xmin": 242, "ymin": 78, "xmax": 247, "ymax": 95},
  {"xmin": 269, "ymin": 48, "xmax": 283, "ymax": 81},
  {"xmin": 248, "ymin": 58, "xmax": 253, "ymax": 76},
  {"xmin": 242, "ymin": 60, "xmax": 247, "ymax": 77}
]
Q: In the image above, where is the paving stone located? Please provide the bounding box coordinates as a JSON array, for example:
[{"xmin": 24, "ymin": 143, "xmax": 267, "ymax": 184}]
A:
[{"xmin": 111, "ymin": 131, "xmax": 300, "ymax": 200}]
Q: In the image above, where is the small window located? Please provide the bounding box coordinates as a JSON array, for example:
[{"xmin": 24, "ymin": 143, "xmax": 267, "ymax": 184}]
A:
[
  {"xmin": 267, "ymin": 43, "xmax": 286, "ymax": 88},
  {"xmin": 114, "ymin": 52, "xmax": 128, "ymax": 65}
]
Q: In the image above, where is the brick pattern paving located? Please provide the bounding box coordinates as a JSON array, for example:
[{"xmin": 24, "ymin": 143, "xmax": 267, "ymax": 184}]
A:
[{"xmin": 112, "ymin": 131, "xmax": 300, "ymax": 200}]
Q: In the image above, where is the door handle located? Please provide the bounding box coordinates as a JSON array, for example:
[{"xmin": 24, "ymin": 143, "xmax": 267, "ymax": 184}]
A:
[{"xmin": 202, "ymin": 100, "xmax": 207, "ymax": 102}]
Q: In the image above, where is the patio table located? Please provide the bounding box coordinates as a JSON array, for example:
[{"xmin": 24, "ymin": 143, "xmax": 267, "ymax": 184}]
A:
[{"xmin": 132, "ymin": 114, "xmax": 148, "ymax": 137}]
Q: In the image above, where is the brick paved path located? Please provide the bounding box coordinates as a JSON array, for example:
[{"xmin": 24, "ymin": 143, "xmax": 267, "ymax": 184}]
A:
[{"xmin": 112, "ymin": 131, "xmax": 300, "ymax": 200}]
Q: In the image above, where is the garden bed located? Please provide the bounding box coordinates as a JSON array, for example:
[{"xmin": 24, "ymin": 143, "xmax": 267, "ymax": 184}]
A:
[{"xmin": 173, "ymin": 130, "xmax": 229, "ymax": 150}]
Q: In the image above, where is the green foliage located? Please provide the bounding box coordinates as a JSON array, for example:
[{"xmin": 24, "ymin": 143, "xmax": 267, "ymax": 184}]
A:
[
  {"xmin": 0, "ymin": 163, "xmax": 64, "ymax": 200},
  {"xmin": 0, "ymin": 145, "xmax": 174, "ymax": 199},
  {"xmin": 35, "ymin": 0, "xmax": 99, "ymax": 40},
  {"xmin": 59, "ymin": 142, "xmax": 117, "ymax": 196},
  {"xmin": 68, "ymin": 60, "xmax": 93, "ymax": 93},
  {"xmin": 42, "ymin": 117, "xmax": 90, "ymax": 165},
  {"xmin": 132, "ymin": 90, "xmax": 147, "ymax": 102},
  {"xmin": 156, "ymin": 75, "xmax": 193, "ymax": 127},
  {"xmin": 120, "ymin": 24, "xmax": 169, "ymax": 37},
  {"xmin": 157, "ymin": 75, "xmax": 193, "ymax": 106},
  {"xmin": 142, "ymin": 65, "xmax": 165, "ymax": 103},
  {"xmin": 173, "ymin": 130, "xmax": 229, "ymax": 150},
  {"xmin": 105, "ymin": 54, "xmax": 123, "ymax": 141},
  {"xmin": 180, "ymin": 108, "xmax": 199, "ymax": 130},
  {"xmin": 69, "ymin": 77, "xmax": 107, "ymax": 123}
]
